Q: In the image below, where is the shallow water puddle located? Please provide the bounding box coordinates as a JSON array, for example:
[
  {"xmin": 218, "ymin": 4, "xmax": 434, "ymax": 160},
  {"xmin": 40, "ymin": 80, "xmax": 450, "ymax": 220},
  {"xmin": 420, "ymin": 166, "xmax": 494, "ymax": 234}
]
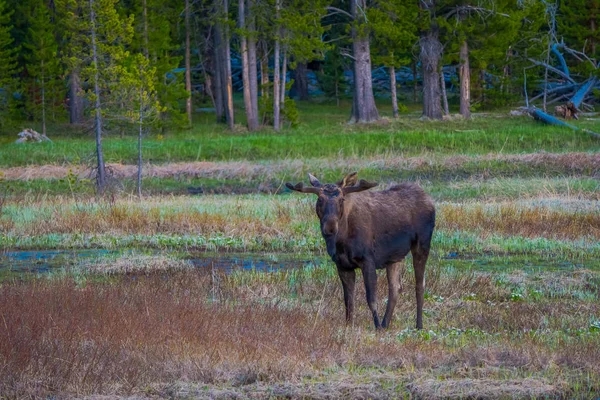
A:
[
  {"xmin": 0, "ymin": 249, "xmax": 118, "ymax": 274},
  {"xmin": 0, "ymin": 249, "xmax": 316, "ymax": 278}
]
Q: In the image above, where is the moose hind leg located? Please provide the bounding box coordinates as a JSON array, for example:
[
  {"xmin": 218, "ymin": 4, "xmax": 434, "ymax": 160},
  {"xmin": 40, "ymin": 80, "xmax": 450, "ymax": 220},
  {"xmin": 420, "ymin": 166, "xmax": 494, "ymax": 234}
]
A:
[
  {"xmin": 411, "ymin": 246, "xmax": 429, "ymax": 330},
  {"xmin": 382, "ymin": 262, "xmax": 402, "ymax": 329}
]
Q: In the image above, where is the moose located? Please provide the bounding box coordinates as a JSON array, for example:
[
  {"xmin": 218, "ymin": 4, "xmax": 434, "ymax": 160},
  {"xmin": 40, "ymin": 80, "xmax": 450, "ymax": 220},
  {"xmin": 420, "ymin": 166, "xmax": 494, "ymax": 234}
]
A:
[{"xmin": 286, "ymin": 172, "xmax": 435, "ymax": 330}]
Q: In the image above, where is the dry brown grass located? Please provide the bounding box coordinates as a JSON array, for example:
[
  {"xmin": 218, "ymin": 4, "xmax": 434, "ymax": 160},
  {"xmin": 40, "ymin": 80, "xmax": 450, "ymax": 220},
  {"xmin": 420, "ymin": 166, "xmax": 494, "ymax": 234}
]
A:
[
  {"xmin": 1, "ymin": 266, "xmax": 599, "ymax": 398},
  {"xmin": 2, "ymin": 197, "xmax": 599, "ymax": 243},
  {"xmin": 1, "ymin": 151, "xmax": 598, "ymax": 181},
  {"xmin": 438, "ymin": 203, "xmax": 600, "ymax": 240}
]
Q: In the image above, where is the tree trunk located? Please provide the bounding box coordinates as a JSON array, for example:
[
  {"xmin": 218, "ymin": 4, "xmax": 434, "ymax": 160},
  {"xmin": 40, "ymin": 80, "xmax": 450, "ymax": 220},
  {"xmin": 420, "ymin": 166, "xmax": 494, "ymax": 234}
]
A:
[
  {"xmin": 440, "ymin": 67, "xmax": 449, "ymax": 116},
  {"xmin": 273, "ymin": 34, "xmax": 280, "ymax": 130},
  {"xmin": 41, "ymin": 63, "xmax": 46, "ymax": 135},
  {"xmin": 349, "ymin": 0, "xmax": 378, "ymax": 123},
  {"xmin": 69, "ymin": 69, "xmax": 84, "ymax": 124},
  {"xmin": 213, "ymin": 24, "xmax": 224, "ymax": 122},
  {"xmin": 294, "ymin": 62, "xmax": 309, "ymax": 101},
  {"xmin": 260, "ymin": 41, "xmax": 269, "ymax": 99},
  {"xmin": 185, "ymin": 0, "xmax": 193, "ymax": 125},
  {"xmin": 137, "ymin": 88, "xmax": 143, "ymax": 198},
  {"xmin": 419, "ymin": 29, "xmax": 443, "ymax": 120},
  {"xmin": 247, "ymin": 0, "xmax": 259, "ymax": 126},
  {"xmin": 239, "ymin": 0, "xmax": 257, "ymax": 130},
  {"xmin": 459, "ymin": 39, "xmax": 471, "ymax": 119},
  {"xmin": 280, "ymin": 51, "xmax": 286, "ymax": 109},
  {"xmin": 390, "ymin": 65, "xmax": 398, "ymax": 118},
  {"xmin": 89, "ymin": 0, "xmax": 106, "ymax": 193},
  {"xmin": 222, "ymin": 0, "xmax": 234, "ymax": 129}
]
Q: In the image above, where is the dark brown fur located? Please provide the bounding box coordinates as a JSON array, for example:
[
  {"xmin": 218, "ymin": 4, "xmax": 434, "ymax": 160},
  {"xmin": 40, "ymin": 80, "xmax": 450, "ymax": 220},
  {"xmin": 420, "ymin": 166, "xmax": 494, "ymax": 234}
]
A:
[{"xmin": 286, "ymin": 173, "xmax": 436, "ymax": 329}]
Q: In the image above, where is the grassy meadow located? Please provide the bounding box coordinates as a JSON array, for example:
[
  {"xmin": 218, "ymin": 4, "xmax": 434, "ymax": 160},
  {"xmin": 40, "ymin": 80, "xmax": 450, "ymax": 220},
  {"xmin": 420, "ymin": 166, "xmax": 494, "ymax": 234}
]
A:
[{"xmin": 1, "ymin": 101, "xmax": 599, "ymax": 398}]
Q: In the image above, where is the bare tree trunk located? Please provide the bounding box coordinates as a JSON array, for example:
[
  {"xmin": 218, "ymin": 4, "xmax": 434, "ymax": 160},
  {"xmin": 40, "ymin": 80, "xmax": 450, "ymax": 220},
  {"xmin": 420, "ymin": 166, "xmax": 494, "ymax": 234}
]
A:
[
  {"xmin": 280, "ymin": 51, "xmax": 287, "ymax": 109},
  {"xmin": 390, "ymin": 65, "xmax": 398, "ymax": 118},
  {"xmin": 89, "ymin": 0, "xmax": 106, "ymax": 193},
  {"xmin": 185, "ymin": 0, "xmax": 193, "ymax": 125},
  {"xmin": 213, "ymin": 24, "xmax": 224, "ymax": 122},
  {"xmin": 137, "ymin": 88, "xmax": 143, "ymax": 198},
  {"xmin": 349, "ymin": 0, "xmax": 378, "ymax": 123},
  {"xmin": 247, "ymin": 0, "xmax": 259, "ymax": 125},
  {"xmin": 239, "ymin": 0, "xmax": 257, "ymax": 130},
  {"xmin": 41, "ymin": 63, "xmax": 46, "ymax": 135},
  {"xmin": 295, "ymin": 62, "xmax": 308, "ymax": 101},
  {"xmin": 69, "ymin": 69, "xmax": 84, "ymax": 124},
  {"xmin": 440, "ymin": 67, "xmax": 449, "ymax": 116},
  {"xmin": 420, "ymin": 28, "xmax": 443, "ymax": 120},
  {"xmin": 260, "ymin": 41, "xmax": 269, "ymax": 99},
  {"xmin": 273, "ymin": 0, "xmax": 281, "ymax": 130},
  {"xmin": 273, "ymin": 34, "xmax": 280, "ymax": 130},
  {"xmin": 222, "ymin": 0, "xmax": 234, "ymax": 129},
  {"xmin": 459, "ymin": 39, "xmax": 471, "ymax": 119}
]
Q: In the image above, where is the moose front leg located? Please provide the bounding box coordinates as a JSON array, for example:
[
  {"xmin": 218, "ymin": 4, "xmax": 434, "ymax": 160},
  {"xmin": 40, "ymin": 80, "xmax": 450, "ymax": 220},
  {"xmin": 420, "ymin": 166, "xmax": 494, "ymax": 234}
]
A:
[
  {"xmin": 361, "ymin": 260, "xmax": 381, "ymax": 329},
  {"xmin": 337, "ymin": 267, "xmax": 356, "ymax": 324}
]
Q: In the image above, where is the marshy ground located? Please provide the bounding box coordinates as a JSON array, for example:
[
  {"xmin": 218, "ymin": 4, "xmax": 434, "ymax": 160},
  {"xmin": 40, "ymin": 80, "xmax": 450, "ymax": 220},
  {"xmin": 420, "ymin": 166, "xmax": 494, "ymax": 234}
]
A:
[{"xmin": 0, "ymin": 102, "xmax": 599, "ymax": 398}]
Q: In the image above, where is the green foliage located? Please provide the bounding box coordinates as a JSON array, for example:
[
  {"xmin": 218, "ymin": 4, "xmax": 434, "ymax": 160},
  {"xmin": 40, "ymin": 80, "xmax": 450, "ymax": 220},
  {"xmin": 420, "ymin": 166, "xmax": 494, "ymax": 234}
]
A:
[
  {"xmin": 368, "ymin": 0, "xmax": 418, "ymax": 68},
  {"xmin": 23, "ymin": 1, "xmax": 64, "ymax": 124},
  {"xmin": 279, "ymin": 0, "xmax": 329, "ymax": 65},
  {"xmin": 558, "ymin": 0, "xmax": 600, "ymax": 59},
  {"xmin": 316, "ymin": 50, "xmax": 349, "ymax": 104},
  {"xmin": 0, "ymin": 0, "xmax": 19, "ymax": 124},
  {"xmin": 259, "ymin": 80, "xmax": 300, "ymax": 128}
]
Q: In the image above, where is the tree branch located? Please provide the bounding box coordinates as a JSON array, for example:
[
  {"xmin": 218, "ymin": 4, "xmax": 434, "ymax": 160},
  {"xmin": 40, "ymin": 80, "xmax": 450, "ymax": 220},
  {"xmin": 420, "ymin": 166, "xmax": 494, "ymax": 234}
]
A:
[
  {"xmin": 324, "ymin": 6, "xmax": 352, "ymax": 19},
  {"xmin": 528, "ymin": 58, "xmax": 576, "ymax": 84}
]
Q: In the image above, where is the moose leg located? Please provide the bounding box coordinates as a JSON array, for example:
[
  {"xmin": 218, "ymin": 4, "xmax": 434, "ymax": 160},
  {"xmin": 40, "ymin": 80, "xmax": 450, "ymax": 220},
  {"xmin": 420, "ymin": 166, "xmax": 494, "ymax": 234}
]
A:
[
  {"xmin": 337, "ymin": 267, "xmax": 356, "ymax": 324},
  {"xmin": 361, "ymin": 262, "xmax": 381, "ymax": 329},
  {"xmin": 382, "ymin": 262, "xmax": 402, "ymax": 329},
  {"xmin": 411, "ymin": 247, "xmax": 429, "ymax": 330}
]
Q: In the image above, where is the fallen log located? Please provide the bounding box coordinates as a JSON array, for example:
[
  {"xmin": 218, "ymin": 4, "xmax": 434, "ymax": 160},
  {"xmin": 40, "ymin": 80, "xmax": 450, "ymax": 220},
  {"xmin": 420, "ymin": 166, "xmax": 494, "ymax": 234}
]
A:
[{"xmin": 528, "ymin": 107, "xmax": 600, "ymax": 139}]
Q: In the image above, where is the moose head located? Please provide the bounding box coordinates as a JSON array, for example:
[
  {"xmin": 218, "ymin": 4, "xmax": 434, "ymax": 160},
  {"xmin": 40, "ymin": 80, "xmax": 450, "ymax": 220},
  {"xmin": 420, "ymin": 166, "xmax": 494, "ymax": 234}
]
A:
[{"xmin": 286, "ymin": 172, "xmax": 377, "ymax": 237}]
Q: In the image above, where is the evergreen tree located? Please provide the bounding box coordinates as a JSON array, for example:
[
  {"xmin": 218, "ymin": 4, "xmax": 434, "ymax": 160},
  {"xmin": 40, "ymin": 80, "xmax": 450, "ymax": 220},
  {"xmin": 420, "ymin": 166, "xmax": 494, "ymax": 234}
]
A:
[
  {"xmin": 558, "ymin": 0, "xmax": 600, "ymax": 58},
  {"xmin": 24, "ymin": 0, "xmax": 63, "ymax": 134},
  {"xmin": 0, "ymin": 0, "xmax": 19, "ymax": 125},
  {"xmin": 317, "ymin": 49, "xmax": 349, "ymax": 106},
  {"xmin": 368, "ymin": 0, "xmax": 418, "ymax": 118}
]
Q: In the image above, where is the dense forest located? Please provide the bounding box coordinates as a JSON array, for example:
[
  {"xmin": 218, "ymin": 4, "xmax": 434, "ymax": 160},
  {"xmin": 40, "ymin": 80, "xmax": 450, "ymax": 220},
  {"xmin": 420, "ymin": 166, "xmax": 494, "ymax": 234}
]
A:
[{"xmin": 0, "ymin": 0, "xmax": 599, "ymax": 189}]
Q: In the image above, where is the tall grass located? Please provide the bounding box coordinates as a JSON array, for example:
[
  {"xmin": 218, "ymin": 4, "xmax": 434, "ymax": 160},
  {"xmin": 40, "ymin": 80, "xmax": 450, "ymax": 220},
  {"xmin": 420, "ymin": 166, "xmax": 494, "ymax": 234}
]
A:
[
  {"xmin": 1, "ymin": 196, "xmax": 600, "ymax": 258},
  {"xmin": 0, "ymin": 263, "xmax": 598, "ymax": 397}
]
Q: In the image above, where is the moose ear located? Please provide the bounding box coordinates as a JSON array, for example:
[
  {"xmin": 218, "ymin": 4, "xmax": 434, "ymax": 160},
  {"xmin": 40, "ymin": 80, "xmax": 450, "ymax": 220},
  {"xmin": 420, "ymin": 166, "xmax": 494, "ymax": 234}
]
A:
[
  {"xmin": 338, "ymin": 172, "xmax": 358, "ymax": 188},
  {"xmin": 308, "ymin": 173, "xmax": 322, "ymax": 188},
  {"xmin": 286, "ymin": 182, "xmax": 320, "ymax": 195},
  {"xmin": 342, "ymin": 179, "xmax": 378, "ymax": 195}
]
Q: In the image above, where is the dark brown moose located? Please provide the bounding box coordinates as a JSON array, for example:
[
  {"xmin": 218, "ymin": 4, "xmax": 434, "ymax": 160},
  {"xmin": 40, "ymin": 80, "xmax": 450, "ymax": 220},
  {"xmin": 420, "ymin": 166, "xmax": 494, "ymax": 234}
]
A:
[{"xmin": 286, "ymin": 172, "xmax": 435, "ymax": 330}]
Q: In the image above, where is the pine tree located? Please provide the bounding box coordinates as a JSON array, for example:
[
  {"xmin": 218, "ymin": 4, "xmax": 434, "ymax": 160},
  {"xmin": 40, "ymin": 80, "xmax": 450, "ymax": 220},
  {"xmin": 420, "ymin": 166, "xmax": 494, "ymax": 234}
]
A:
[
  {"xmin": 368, "ymin": 0, "xmax": 418, "ymax": 118},
  {"xmin": 559, "ymin": 0, "xmax": 600, "ymax": 58},
  {"xmin": 0, "ymin": 0, "xmax": 19, "ymax": 125},
  {"xmin": 24, "ymin": 0, "xmax": 62, "ymax": 134},
  {"xmin": 57, "ymin": 0, "xmax": 134, "ymax": 192}
]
